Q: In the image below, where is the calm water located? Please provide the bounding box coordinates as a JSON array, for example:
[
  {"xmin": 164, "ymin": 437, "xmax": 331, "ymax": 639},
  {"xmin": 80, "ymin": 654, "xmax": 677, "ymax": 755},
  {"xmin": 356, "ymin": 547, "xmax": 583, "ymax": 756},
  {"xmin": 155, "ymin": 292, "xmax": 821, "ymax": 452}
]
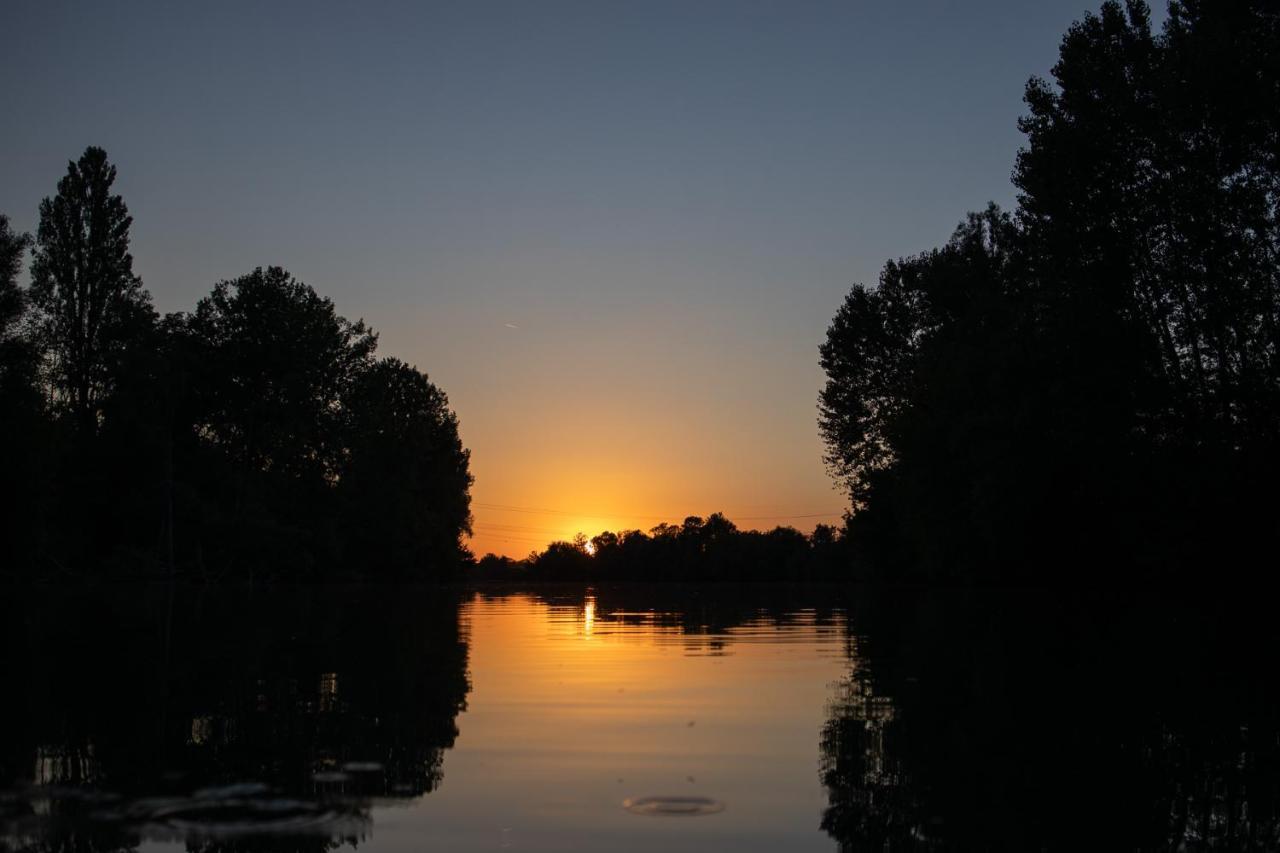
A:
[{"xmin": 2, "ymin": 584, "xmax": 1279, "ymax": 851}]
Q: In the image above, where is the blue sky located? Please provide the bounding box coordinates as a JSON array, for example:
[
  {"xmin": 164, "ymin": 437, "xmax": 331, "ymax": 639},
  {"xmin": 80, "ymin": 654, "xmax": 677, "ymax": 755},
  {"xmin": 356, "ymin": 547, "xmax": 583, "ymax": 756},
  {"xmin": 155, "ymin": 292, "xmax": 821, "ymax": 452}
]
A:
[{"xmin": 2, "ymin": 1, "xmax": 1134, "ymax": 554}]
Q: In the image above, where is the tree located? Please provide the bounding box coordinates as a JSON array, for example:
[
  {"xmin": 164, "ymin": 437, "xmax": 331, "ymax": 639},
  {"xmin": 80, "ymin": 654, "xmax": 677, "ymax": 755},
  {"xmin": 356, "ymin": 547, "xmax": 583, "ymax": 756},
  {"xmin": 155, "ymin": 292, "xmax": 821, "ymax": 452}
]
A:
[
  {"xmin": 1016, "ymin": 0, "xmax": 1280, "ymax": 451},
  {"xmin": 29, "ymin": 147, "xmax": 156, "ymax": 430},
  {"xmin": 0, "ymin": 215, "xmax": 48, "ymax": 574},
  {"xmin": 167, "ymin": 266, "xmax": 377, "ymax": 575},
  {"xmin": 819, "ymin": 1, "xmax": 1280, "ymax": 580},
  {"xmin": 1012, "ymin": 0, "xmax": 1280, "ymax": 567},
  {"xmin": 8, "ymin": 151, "xmax": 477, "ymax": 579},
  {"xmin": 338, "ymin": 357, "xmax": 474, "ymax": 577},
  {"xmin": 817, "ymin": 266, "xmax": 926, "ymax": 508},
  {"xmin": 180, "ymin": 266, "xmax": 377, "ymax": 483},
  {"xmin": 819, "ymin": 208, "xmax": 1030, "ymax": 575},
  {"xmin": 0, "ymin": 215, "xmax": 35, "ymax": 394}
]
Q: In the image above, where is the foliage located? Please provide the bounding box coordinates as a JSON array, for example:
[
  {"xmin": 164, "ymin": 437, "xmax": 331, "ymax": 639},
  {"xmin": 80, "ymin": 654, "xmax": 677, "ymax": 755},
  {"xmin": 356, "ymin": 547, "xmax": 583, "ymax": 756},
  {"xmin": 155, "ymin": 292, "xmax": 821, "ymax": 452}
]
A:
[
  {"xmin": 28, "ymin": 147, "xmax": 157, "ymax": 430},
  {"xmin": 0, "ymin": 215, "xmax": 34, "ymax": 381},
  {"xmin": 474, "ymin": 512, "xmax": 856, "ymax": 582},
  {"xmin": 819, "ymin": 0, "xmax": 1280, "ymax": 582},
  {"xmin": 179, "ymin": 267, "xmax": 377, "ymax": 483},
  {"xmin": 0, "ymin": 151, "xmax": 472, "ymax": 581},
  {"xmin": 0, "ymin": 215, "xmax": 49, "ymax": 568},
  {"xmin": 338, "ymin": 357, "xmax": 474, "ymax": 575}
]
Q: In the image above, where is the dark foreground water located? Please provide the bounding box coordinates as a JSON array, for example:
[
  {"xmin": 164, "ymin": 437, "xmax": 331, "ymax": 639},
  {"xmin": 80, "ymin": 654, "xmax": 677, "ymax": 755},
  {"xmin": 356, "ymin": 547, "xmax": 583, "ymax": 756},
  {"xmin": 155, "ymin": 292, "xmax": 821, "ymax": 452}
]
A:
[{"xmin": 2, "ymin": 584, "xmax": 1278, "ymax": 851}]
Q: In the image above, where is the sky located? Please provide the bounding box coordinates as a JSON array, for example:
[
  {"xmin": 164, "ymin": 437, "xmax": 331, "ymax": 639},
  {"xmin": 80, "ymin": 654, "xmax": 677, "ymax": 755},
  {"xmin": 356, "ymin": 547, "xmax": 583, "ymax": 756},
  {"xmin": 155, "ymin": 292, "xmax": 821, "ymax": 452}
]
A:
[{"xmin": 2, "ymin": 1, "xmax": 1122, "ymax": 557}]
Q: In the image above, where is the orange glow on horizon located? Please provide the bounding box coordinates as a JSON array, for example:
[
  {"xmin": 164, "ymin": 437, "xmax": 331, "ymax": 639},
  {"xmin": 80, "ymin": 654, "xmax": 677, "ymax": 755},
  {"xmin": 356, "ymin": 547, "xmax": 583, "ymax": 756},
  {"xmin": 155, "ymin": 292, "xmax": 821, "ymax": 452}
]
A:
[
  {"xmin": 466, "ymin": 494, "xmax": 844, "ymax": 559},
  {"xmin": 374, "ymin": 301, "xmax": 850, "ymax": 561}
]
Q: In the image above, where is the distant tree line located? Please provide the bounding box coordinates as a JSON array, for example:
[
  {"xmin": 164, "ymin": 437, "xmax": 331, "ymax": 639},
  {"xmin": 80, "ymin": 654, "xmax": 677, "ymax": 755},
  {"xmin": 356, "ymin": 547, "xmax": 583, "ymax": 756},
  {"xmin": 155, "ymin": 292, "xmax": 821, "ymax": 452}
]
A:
[
  {"xmin": 0, "ymin": 148, "xmax": 472, "ymax": 580},
  {"xmin": 473, "ymin": 512, "xmax": 853, "ymax": 582},
  {"xmin": 819, "ymin": 1, "xmax": 1280, "ymax": 583}
]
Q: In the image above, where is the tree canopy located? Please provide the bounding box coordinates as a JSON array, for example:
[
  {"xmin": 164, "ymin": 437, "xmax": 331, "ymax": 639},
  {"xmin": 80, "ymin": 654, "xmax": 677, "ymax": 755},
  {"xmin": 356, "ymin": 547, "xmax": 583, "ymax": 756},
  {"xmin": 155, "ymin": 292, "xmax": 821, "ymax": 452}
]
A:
[
  {"xmin": 28, "ymin": 147, "xmax": 156, "ymax": 431},
  {"xmin": 179, "ymin": 266, "xmax": 377, "ymax": 483},
  {"xmin": 820, "ymin": 0, "xmax": 1280, "ymax": 582},
  {"xmin": 1, "ymin": 150, "xmax": 472, "ymax": 580},
  {"xmin": 0, "ymin": 215, "xmax": 35, "ymax": 398},
  {"xmin": 338, "ymin": 357, "xmax": 475, "ymax": 575},
  {"xmin": 474, "ymin": 512, "xmax": 850, "ymax": 583}
]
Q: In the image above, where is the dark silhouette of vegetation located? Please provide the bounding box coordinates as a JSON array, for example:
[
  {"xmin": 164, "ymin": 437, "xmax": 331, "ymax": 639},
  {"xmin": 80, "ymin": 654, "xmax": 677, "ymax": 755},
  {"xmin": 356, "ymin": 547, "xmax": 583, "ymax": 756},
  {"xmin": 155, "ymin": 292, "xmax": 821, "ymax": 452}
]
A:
[
  {"xmin": 5, "ymin": 4, "xmax": 1275, "ymax": 587},
  {"xmin": 820, "ymin": 0, "xmax": 1280, "ymax": 583},
  {"xmin": 473, "ymin": 512, "xmax": 853, "ymax": 582},
  {"xmin": 0, "ymin": 585, "xmax": 470, "ymax": 850},
  {"xmin": 0, "ymin": 216, "xmax": 34, "ymax": 389},
  {"xmin": 0, "ymin": 150, "xmax": 472, "ymax": 581},
  {"xmin": 0, "ymin": 215, "xmax": 47, "ymax": 571},
  {"xmin": 338, "ymin": 358, "xmax": 474, "ymax": 574},
  {"xmin": 28, "ymin": 147, "xmax": 157, "ymax": 432}
]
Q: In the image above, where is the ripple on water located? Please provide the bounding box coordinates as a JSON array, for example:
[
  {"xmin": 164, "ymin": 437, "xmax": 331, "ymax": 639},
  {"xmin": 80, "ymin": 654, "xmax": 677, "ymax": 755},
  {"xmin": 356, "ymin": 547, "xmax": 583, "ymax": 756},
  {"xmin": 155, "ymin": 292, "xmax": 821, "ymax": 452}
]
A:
[
  {"xmin": 131, "ymin": 789, "xmax": 366, "ymax": 837},
  {"xmin": 26, "ymin": 783, "xmax": 374, "ymax": 840},
  {"xmin": 623, "ymin": 796, "xmax": 726, "ymax": 817}
]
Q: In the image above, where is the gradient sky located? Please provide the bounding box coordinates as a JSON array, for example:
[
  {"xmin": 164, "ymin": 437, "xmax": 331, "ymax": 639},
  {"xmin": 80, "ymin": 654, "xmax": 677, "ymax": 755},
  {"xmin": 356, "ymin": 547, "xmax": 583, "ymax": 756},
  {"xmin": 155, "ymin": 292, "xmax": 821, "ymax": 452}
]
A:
[{"xmin": 2, "ymin": 1, "xmax": 1121, "ymax": 557}]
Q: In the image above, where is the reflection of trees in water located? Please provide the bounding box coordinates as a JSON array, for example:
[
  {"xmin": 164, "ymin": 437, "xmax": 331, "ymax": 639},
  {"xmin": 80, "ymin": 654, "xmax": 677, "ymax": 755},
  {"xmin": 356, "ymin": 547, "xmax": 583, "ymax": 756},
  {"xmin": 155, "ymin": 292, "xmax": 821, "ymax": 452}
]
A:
[
  {"xmin": 819, "ymin": 635, "xmax": 927, "ymax": 851},
  {"xmin": 820, "ymin": 591, "xmax": 1280, "ymax": 850},
  {"xmin": 0, "ymin": 826, "xmax": 143, "ymax": 853},
  {"xmin": 1, "ymin": 586, "xmax": 471, "ymax": 850},
  {"xmin": 472, "ymin": 583, "xmax": 848, "ymax": 654}
]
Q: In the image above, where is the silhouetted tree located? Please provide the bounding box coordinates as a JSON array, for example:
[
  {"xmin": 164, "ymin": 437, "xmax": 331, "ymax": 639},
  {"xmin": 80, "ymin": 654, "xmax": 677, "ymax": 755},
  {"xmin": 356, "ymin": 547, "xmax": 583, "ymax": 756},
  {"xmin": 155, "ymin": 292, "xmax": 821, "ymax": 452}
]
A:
[
  {"xmin": 1017, "ymin": 0, "xmax": 1280, "ymax": 451},
  {"xmin": 493, "ymin": 511, "xmax": 849, "ymax": 582},
  {"xmin": 167, "ymin": 267, "xmax": 377, "ymax": 575},
  {"xmin": 179, "ymin": 266, "xmax": 376, "ymax": 483},
  {"xmin": 338, "ymin": 357, "xmax": 474, "ymax": 576},
  {"xmin": 29, "ymin": 147, "xmax": 156, "ymax": 431},
  {"xmin": 4, "ymin": 152, "xmax": 174, "ymax": 575},
  {"xmin": 0, "ymin": 214, "xmax": 34, "ymax": 391},
  {"xmin": 819, "ymin": 1, "xmax": 1280, "ymax": 582},
  {"xmin": 528, "ymin": 537, "xmax": 594, "ymax": 580},
  {"xmin": 4, "ymin": 152, "xmax": 473, "ymax": 579},
  {"xmin": 820, "ymin": 207, "xmax": 1031, "ymax": 578},
  {"xmin": 0, "ymin": 215, "xmax": 50, "ymax": 574},
  {"xmin": 1012, "ymin": 0, "xmax": 1280, "ymax": 569}
]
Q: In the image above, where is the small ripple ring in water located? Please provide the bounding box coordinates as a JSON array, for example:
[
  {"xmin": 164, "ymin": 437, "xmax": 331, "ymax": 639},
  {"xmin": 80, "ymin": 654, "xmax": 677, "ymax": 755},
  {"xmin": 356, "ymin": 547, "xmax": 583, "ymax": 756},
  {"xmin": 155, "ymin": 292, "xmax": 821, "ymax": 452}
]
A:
[{"xmin": 623, "ymin": 796, "xmax": 725, "ymax": 817}]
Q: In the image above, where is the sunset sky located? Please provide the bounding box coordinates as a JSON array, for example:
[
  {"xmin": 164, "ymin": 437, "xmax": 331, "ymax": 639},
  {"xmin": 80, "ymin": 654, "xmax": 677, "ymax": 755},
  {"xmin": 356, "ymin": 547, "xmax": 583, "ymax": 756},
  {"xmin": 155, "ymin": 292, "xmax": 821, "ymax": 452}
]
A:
[{"xmin": 2, "ymin": 1, "xmax": 1110, "ymax": 556}]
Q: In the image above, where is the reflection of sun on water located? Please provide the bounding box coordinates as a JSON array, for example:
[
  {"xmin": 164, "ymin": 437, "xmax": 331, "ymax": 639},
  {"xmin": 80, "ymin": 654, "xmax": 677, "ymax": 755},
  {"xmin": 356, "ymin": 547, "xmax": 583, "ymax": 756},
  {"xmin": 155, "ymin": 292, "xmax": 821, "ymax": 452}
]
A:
[{"xmin": 583, "ymin": 596, "xmax": 595, "ymax": 637}]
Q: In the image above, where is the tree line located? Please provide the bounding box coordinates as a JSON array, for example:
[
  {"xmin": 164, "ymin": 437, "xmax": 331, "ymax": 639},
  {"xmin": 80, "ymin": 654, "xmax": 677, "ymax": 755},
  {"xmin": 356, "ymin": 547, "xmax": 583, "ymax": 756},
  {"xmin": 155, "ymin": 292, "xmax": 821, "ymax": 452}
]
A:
[
  {"xmin": 474, "ymin": 512, "xmax": 853, "ymax": 582},
  {"xmin": 0, "ymin": 148, "xmax": 473, "ymax": 580},
  {"xmin": 818, "ymin": 0, "xmax": 1280, "ymax": 583},
  {"xmin": 7, "ymin": 2, "xmax": 1276, "ymax": 586}
]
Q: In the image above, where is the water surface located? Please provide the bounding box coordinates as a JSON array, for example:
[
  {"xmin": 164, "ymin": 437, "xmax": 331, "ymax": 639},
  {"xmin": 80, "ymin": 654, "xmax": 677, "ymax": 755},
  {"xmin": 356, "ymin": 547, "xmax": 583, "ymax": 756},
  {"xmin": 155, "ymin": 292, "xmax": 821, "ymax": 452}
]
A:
[{"xmin": 3, "ymin": 584, "xmax": 1278, "ymax": 850}]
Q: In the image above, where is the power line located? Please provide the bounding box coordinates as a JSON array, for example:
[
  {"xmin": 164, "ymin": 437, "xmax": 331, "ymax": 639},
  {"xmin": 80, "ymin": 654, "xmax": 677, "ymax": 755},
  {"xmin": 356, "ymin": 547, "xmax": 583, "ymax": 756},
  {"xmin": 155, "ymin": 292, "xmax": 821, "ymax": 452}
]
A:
[
  {"xmin": 474, "ymin": 521, "xmax": 572, "ymax": 535},
  {"xmin": 473, "ymin": 501, "xmax": 843, "ymax": 523}
]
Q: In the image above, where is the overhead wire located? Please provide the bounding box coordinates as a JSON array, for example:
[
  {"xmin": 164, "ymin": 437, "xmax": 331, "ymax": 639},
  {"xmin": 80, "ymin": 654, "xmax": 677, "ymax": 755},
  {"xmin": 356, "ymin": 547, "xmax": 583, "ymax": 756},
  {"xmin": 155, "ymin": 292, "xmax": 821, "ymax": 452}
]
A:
[{"xmin": 473, "ymin": 501, "xmax": 843, "ymax": 523}]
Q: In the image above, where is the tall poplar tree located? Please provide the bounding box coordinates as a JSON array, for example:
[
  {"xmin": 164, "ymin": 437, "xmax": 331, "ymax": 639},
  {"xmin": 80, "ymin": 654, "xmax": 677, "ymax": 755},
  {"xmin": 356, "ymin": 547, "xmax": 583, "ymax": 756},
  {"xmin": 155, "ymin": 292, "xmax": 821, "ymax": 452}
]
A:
[{"xmin": 29, "ymin": 146, "xmax": 156, "ymax": 430}]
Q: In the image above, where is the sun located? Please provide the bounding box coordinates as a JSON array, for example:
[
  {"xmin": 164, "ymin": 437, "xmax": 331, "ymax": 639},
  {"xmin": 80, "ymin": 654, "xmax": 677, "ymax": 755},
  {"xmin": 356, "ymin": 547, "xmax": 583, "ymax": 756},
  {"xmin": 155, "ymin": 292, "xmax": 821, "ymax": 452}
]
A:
[{"xmin": 583, "ymin": 539, "xmax": 597, "ymax": 556}]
